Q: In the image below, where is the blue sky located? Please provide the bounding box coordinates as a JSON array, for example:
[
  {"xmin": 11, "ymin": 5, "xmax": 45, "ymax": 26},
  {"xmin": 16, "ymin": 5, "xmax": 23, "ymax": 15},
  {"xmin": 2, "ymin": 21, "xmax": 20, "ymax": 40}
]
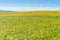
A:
[{"xmin": 0, "ymin": 0, "xmax": 60, "ymax": 11}]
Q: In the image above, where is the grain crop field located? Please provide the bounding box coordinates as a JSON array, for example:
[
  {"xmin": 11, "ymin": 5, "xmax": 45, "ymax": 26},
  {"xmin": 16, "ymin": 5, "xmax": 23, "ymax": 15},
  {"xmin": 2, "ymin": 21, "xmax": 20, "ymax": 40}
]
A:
[{"xmin": 0, "ymin": 11, "xmax": 60, "ymax": 40}]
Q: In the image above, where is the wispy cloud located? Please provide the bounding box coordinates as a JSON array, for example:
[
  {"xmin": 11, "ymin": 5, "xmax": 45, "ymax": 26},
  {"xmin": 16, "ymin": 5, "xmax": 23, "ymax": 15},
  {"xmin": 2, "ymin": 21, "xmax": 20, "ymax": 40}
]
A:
[{"xmin": 0, "ymin": 6, "xmax": 60, "ymax": 11}]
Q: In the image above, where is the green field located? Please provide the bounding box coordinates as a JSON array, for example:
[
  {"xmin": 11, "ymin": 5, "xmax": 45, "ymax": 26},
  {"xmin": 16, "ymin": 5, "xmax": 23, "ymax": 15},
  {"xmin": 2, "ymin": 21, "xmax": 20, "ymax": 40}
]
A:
[{"xmin": 0, "ymin": 15, "xmax": 60, "ymax": 40}]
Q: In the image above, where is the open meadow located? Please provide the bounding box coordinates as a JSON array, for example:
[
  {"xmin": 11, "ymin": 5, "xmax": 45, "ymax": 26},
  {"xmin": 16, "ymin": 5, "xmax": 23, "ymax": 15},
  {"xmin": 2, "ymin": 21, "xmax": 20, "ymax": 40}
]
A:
[{"xmin": 0, "ymin": 11, "xmax": 60, "ymax": 40}]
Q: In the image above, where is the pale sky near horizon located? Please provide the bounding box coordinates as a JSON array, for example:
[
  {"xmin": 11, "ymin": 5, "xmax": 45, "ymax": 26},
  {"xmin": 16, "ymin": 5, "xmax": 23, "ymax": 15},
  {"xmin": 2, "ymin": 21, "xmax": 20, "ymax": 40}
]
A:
[{"xmin": 0, "ymin": 0, "xmax": 60, "ymax": 11}]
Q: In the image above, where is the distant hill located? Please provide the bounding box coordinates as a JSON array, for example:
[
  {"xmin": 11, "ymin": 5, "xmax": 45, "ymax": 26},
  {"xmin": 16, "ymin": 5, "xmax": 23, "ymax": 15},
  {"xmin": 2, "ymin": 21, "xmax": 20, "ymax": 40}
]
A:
[
  {"xmin": 0, "ymin": 10, "xmax": 16, "ymax": 12},
  {"xmin": 0, "ymin": 11, "xmax": 59, "ymax": 16}
]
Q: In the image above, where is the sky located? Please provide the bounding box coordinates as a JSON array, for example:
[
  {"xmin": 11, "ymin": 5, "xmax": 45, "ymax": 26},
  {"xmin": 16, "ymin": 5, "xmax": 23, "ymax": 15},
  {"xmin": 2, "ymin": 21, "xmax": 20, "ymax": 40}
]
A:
[{"xmin": 0, "ymin": 0, "xmax": 60, "ymax": 11}]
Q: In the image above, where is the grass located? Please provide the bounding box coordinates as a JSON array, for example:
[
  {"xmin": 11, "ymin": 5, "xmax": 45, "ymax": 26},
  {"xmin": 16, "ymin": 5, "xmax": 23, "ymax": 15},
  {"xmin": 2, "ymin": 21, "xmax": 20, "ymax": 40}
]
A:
[
  {"xmin": 0, "ymin": 11, "xmax": 60, "ymax": 16},
  {"xmin": 0, "ymin": 11, "xmax": 60, "ymax": 40}
]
